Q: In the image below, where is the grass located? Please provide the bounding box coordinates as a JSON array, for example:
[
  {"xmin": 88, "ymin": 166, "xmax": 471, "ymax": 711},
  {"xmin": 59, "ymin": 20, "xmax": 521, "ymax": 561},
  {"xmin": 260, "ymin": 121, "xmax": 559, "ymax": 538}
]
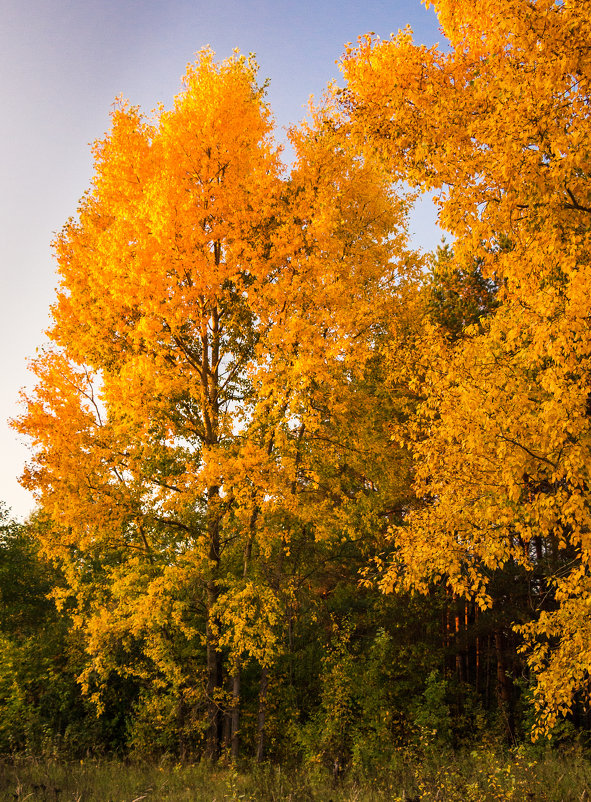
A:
[{"xmin": 1, "ymin": 745, "xmax": 591, "ymax": 801}]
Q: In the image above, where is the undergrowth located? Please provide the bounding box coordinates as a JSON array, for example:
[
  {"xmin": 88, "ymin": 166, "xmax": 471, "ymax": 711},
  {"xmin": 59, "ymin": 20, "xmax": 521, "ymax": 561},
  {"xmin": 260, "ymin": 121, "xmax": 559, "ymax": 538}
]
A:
[{"xmin": 1, "ymin": 744, "xmax": 590, "ymax": 801}]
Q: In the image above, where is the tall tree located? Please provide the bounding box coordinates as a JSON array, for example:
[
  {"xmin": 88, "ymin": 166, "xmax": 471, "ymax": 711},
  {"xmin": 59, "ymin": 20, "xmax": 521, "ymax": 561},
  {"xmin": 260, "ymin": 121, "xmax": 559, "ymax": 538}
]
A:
[
  {"xmin": 15, "ymin": 56, "xmax": 416, "ymax": 759},
  {"xmin": 16, "ymin": 49, "xmax": 284, "ymax": 758},
  {"xmin": 341, "ymin": 0, "xmax": 591, "ymax": 735}
]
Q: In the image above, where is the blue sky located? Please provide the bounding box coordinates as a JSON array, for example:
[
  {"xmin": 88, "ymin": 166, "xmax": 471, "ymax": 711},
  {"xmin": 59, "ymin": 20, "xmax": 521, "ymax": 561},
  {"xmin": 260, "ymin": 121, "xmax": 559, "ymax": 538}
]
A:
[{"xmin": 1, "ymin": 0, "xmax": 444, "ymax": 519}]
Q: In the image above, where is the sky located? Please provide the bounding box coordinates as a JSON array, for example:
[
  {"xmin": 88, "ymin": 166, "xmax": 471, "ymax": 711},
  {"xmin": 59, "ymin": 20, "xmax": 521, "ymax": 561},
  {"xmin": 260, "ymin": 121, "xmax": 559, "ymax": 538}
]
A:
[{"xmin": 1, "ymin": 0, "xmax": 445, "ymax": 521}]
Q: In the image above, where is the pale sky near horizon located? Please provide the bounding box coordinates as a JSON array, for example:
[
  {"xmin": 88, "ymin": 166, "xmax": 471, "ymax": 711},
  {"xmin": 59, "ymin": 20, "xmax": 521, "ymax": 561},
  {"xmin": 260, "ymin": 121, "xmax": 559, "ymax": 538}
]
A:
[{"xmin": 1, "ymin": 0, "xmax": 445, "ymax": 521}]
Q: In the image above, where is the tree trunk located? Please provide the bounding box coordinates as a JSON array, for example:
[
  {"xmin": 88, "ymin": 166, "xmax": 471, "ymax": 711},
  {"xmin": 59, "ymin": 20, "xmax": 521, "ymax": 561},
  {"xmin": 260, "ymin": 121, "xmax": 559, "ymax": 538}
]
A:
[
  {"xmin": 256, "ymin": 666, "xmax": 269, "ymax": 763},
  {"xmin": 475, "ymin": 606, "xmax": 481, "ymax": 694},
  {"xmin": 205, "ymin": 484, "xmax": 222, "ymax": 760},
  {"xmin": 454, "ymin": 595, "xmax": 465, "ymax": 683},
  {"xmin": 231, "ymin": 670, "xmax": 241, "ymax": 763},
  {"xmin": 494, "ymin": 629, "xmax": 515, "ymax": 742},
  {"xmin": 205, "ymin": 583, "xmax": 222, "ymax": 760}
]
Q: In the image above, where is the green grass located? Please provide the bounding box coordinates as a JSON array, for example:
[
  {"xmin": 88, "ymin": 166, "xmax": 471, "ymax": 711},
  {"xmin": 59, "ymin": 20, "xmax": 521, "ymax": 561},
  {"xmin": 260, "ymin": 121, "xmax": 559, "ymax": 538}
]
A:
[{"xmin": 1, "ymin": 746, "xmax": 591, "ymax": 801}]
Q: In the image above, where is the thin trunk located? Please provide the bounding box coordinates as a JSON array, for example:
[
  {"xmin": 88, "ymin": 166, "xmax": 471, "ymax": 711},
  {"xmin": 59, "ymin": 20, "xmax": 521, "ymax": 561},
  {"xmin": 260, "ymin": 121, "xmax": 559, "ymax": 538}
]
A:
[
  {"xmin": 205, "ymin": 484, "xmax": 222, "ymax": 760},
  {"xmin": 485, "ymin": 634, "xmax": 492, "ymax": 709},
  {"xmin": 445, "ymin": 588, "xmax": 453, "ymax": 674},
  {"xmin": 465, "ymin": 601, "xmax": 470, "ymax": 683},
  {"xmin": 231, "ymin": 670, "xmax": 241, "ymax": 763},
  {"xmin": 454, "ymin": 595, "xmax": 465, "ymax": 683},
  {"xmin": 205, "ymin": 585, "xmax": 222, "ymax": 760},
  {"xmin": 495, "ymin": 629, "xmax": 515, "ymax": 742},
  {"xmin": 256, "ymin": 666, "xmax": 269, "ymax": 763},
  {"xmin": 475, "ymin": 606, "xmax": 481, "ymax": 694},
  {"xmin": 222, "ymin": 682, "xmax": 232, "ymax": 751}
]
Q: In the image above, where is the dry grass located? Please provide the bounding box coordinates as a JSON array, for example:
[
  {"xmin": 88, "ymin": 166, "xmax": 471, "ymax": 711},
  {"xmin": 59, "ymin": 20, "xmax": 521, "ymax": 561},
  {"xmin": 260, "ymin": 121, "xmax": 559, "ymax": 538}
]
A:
[{"xmin": 1, "ymin": 746, "xmax": 591, "ymax": 802}]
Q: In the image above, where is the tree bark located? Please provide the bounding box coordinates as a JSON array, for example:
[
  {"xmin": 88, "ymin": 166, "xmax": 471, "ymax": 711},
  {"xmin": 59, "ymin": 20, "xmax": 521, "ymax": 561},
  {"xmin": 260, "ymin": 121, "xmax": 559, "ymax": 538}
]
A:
[
  {"xmin": 256, "ymin": 666, "xmax": 269, "ymax": 763},
  {"xmin": 495, "ymin": 629, "xmax": 515, "ymax": 742},
  {"xmin": 231, "ymin": 670, "xmax": 241, "ymax": 763},
  {"xmin": 454, "ymin": 594, "xmax": 465, "ymax": 683},
  {"xmin": 205, "ymin": 484, "xmax": 222, "ymax": 761}
]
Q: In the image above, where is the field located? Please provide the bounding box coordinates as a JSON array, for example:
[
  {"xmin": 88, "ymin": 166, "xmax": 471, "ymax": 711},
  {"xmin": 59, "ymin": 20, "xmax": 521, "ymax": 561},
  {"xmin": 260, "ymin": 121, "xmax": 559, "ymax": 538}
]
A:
[{"xmin": 2, "ymin": 746, "xmax": 591, "ymax": 802}]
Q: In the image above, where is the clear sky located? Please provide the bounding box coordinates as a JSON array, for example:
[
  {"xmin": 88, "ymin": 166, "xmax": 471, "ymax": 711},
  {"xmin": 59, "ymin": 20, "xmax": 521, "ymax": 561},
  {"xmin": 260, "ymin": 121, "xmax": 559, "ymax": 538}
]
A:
[{"xmin": 1, "ymin": 0, "xmax": 444, "ymax": 520}]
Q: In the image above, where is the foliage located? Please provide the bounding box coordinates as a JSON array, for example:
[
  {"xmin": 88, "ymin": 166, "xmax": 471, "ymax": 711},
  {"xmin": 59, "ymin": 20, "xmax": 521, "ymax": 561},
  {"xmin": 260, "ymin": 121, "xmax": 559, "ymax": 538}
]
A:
[
  {"xmin": 8, "ymin": 0, "xmax": 591, "ymax": 764},
  {"xmin": 341, "ymin": 0, "xmax": 591, "ymax": 735},
  {"xmin": 0, "ymin": 508, "xmax": 125, "ymax": 757},
  {"xmin": 12, "ymin": 47, "xmax": 417, "ymax": 762}
]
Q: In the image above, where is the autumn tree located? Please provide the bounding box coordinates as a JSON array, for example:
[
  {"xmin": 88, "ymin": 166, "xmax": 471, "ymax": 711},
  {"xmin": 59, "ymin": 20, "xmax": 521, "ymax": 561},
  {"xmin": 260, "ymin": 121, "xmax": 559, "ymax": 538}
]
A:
[
  {"xmin": 15, "ymin": 51, "xmax": 418, "ymax": 759},
  {"xmin": 14, "ymin": 49, "xmax": 286, "ymax": 759},
  {"xmin": 200, "ymin": 95, "xmax": 421, "ymax": 760},
  {"xmin": 341, "ymin": 0, "xmax": 591, "ymax": 735}
]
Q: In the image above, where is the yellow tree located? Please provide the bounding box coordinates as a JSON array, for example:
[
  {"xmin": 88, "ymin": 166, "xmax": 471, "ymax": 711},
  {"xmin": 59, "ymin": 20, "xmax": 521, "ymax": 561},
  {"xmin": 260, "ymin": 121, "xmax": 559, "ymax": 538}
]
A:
[
  {"xmin": 206, "ymin": 98, "xmax": 421, "ymax": 759},
  {"xmin": 16, "ymin": 49, "xmax": 285, "ymax": 758},
  {"xmin": 341, "ymin": 0, "xmax": 591, "ymax": 734},
  {"xmin": 16, "ymin": 56, "xmax": 418, "ymax": 758}
]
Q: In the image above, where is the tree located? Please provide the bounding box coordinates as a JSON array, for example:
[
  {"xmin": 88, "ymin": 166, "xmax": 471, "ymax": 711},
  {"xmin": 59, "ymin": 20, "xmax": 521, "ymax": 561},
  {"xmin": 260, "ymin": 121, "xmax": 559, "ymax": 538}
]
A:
[
  {"xmin": 15, "ymin": 53, "xmax": 416, "ymax": 759},
  {"xmin": 341, "ymin": 0, "xmax": 591, "ymax": 735},
  {"xmin": 15, "ymin": 49, "xmax": 285, "ymax": 759}
]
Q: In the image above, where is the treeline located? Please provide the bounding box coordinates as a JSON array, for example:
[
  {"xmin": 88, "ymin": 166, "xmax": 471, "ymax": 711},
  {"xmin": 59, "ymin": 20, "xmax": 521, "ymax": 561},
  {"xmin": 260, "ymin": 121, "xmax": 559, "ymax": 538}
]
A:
[
  {"xmin": 1, "ymin": 496, "xmax": 580, "ymax": 766},
  {"xmin": 6, "ymin": 0, "xmax": 591, "ymax": 768}
]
